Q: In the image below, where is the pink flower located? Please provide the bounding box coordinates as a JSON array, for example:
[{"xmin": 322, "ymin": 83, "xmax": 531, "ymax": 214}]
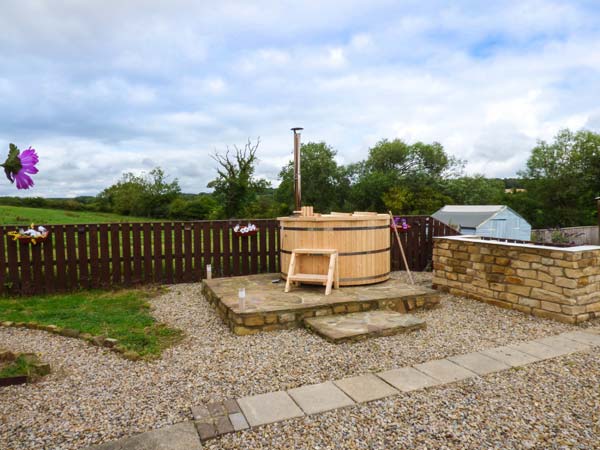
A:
[{"xmin": 14, "ymin": 147, "xmax": 39, "ymax": 190}]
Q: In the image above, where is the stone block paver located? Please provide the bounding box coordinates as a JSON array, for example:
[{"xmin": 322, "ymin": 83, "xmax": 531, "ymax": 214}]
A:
[
  {"xmin": 560, "ymin": 330, "xmax": 600, "ymax": 347},
  {"xmin": 509, "ymin": 340, "xmax": 566, "ymax": 360},
  {"xmin": 288, "ymin": 381, "xmax": 355, "ymax": 415},
  {"xmin": 333, "ymin": 374, "xmax": 398, "ymax": 403},
  {"xmin": 448, "ymin": 352, "xmax": 510, "ymax": 375},
  {"xmin": 481, "ymin": 346, "xmax": 540, "ymax": 367},
  {"xmin": 190, "ymin": 405, "xmax": 210, "ymax": 421},
  {"xmin": 304, "ymin": 310, "xmax": 426, "ymax": 343},
  {"xmin": 86, "ymin": 421, "xmax": 202, "ymax": 450},
  {"xmin": 224, "ymin": 399, "xmax": 241, "ymax": 414},
  {"xmin": 414, "ymin": 358, "xmax": 477, "ymax": 383},
  {"xmin": 377, "ymin": 366, "xmax": 441, "ymax": 392},
  {"xmin": 534, "ymin": 335, "xmax": 591, "ymax": 354},
  {"xmin": 214, "ymin": 416, "xmax": 234, "ymax": 435},
  {"xmin": 229, "ymin": 412, "xmax": 249, "ymax": 431},
  {"xmin": 195, "ymin": 421, "xmax": 217, "ymax": 441},
  {"xmin": 237, "ymin": 391, "xmax": 304, "ymax": 427}
]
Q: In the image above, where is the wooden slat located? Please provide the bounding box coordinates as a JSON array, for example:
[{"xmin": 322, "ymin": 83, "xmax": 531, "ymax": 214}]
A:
[
  {"xmin": 250, "ymin": 232, "xmax": 258, "ymax": 274},
  {"xmin": 99, "ymin": 224, "xmax": 111, "ymax": 287},
  {"xmin": 183, "ymin": 223, "xmax": 193, "ymax": 282},
  {"xmin": 122, "ymin": 223, "xmax": 132, "ymax": 286},
  {"xmin": 77, "ymin": 225, "xmax": 90, "ymax": 289},
  {"xmin": 259, "ymin": 223, "xmax": 267, "ymax": 273},
  {"xmin": 132, "ymin": 223, "xmax": 143, "ymax": 284},
  {"xmin": 18, "ymin": 240, "xmax": 32, "ymax": 294},
  {"xmin": 241, "ymin": 234, "xmax": 250, "ymax": 274},
  {"xmin": 31, "ymin": 241, "xmax": 44, "ymax": 294},
  {"xmin": 222, "ymin": 222, "xmax": 231, "ymax": 277},
  {"xmin": 110, "ymin": 223, "xmax": 121, "ymax": 285},
  {"xmin": 6, "ymin": 235, "xmax": 19, "ymax": 294},
  {"xmin": 231, "ymin": 223, "xmax": 240, "ymax": 276},
  {"xmin": 65, "ymin": 225, "xmax": 78, "ymax": 290},
  {"xmin": 43, "ymin": 226, "xmax": 55, "ymax": 294},
  {"xmin": 88, "ymin": 224, "xmax": 100, "ymax": 289},
  {"xmin": 143, "ymin": 223, "xmax": 153, "ymax": 283},
  {"xmin": 211, "ymin": 221, "xmax": 222, "ymax": 277},
  {"xmin": 193, "ymin": 222, "xmax": 202, "ymax": 280},
  {"xmin": 202, "ymin": 221, "xmax": 211, "ymax": 279},
  {"xmin": 153, "ymin": 223, "xmax": 163, "ymax": 283},
  {"xmin": 268, "ymin": 221, "xmax": 277, "ymax": 273},
  {"xmin": 54, "ymin": 226, "xmax": 68, "ymax": 291},
  {"xmin": 173, "ymin": 222, "xmax": 183, "ymax": 283},
  {"xmin": 164, "ymin": 222, "xmax": 174, "ymax": 284}
]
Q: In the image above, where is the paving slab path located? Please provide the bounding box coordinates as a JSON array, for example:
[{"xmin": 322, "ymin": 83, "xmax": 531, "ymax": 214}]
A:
[{"xmin": 85, "ymin": 329, "xmax": 599, "ymax": 449}]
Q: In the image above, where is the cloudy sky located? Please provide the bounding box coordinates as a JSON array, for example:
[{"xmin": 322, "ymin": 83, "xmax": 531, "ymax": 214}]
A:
[{"xmin": 1, "ymin": 0, "xmax": 600, "ymax": 197}]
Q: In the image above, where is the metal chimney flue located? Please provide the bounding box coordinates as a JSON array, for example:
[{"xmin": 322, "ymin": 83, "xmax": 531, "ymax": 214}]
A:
[{"xmin": 291, "ymin": 127, "xmax": 303, "ymax": 211}]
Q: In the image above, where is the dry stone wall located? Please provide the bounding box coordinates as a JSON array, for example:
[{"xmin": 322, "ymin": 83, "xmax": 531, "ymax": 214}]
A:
[{"xmin": 432, "ymin": 236, "xmax": 600, "ymax": 324}]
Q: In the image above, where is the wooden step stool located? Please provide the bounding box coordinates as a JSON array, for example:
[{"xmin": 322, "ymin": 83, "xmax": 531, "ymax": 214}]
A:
[{"xmin": 284, "ymin": 248, "xmax": 339, "ymax": 295}]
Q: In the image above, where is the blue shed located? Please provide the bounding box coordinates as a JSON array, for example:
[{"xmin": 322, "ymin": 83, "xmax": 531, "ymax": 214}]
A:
[{"xmin": 432, "ymin": 205, "xmax": 532, "ymax": 241}]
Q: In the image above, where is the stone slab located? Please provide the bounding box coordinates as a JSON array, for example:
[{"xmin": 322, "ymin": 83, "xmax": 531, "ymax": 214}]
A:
[
  {"xmin": 288, "ymin": 381, "xmax": 355, "ymax": 415},
  {"xmin": 534, "ymin": 335, "xmax": 591, "ymax": 354},
  {"xmin": 305, "ymin": 310, "xmax": 426, "ymax": 343},
  {"xmin": 377, "ymin": 366, "xmax": 441, "ymax": 392},
  {"xmin": 237, "ymin": 391, "xmax": 304, "ymax": 427},
  {"xmin": 481, "ymin": 346, "xmax": 540, "ymax": 367},
  {"xmin": 448, "ymin": 352, "xmax": 510, "ymax": 375},
  {"xmin": 509, "ymin": 340, "xmax": 567, "ymax": 360},
  {"xmin": 560, "ymin": 330, "xmax": 600, "ymax": 347},
  {"xmin": 333, "ymin": 374, "xmax": 399, "ymax": 403},
  {"xmin": 229, "ymin": 412, "xmax": 249, "ymax": 431},
  {"xmin": 85, "ymin": 421, "xmax": 202, "ymax": 450},
  {"xmin": 413, "ymin": 358, "xmax": 477, "ymax": 383}
]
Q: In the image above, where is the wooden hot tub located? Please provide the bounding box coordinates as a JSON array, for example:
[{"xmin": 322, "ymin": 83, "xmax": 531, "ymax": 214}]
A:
[{"xmin": 278, "ymin": 213, "xmax": 391, "ymax": 286}]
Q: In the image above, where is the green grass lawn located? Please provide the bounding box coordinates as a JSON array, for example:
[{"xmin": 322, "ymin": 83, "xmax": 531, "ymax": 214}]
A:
[
  {"xmin": 0, "ymin": 355, "xmax": 33, "ymax": 378},
  {"xmin": 0, "ymin": 205, "xmax": 154, "ymax": 226},
  {"xmin": 0, "ymin": 289, "xmax": 182, "ymax": 358}
]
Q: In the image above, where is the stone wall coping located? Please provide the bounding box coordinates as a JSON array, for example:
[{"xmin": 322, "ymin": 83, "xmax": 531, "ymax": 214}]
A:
[{"xmin": 433, "ymin": 235, "xmax": 600, "ymax": 253}]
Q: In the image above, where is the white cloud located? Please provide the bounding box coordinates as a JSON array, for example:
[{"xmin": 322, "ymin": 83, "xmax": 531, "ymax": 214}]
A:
[{"xmin": 1, "ymin": 0, "xmax": 599, "ymax": 197}]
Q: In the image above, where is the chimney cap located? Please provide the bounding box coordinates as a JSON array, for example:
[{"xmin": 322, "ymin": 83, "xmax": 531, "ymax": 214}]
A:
[{"xmin": 291, "ymin": 127, "xmax": 304, "ymax": 132}]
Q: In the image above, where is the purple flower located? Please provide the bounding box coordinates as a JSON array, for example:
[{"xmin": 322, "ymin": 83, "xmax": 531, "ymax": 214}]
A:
[
  {"xmin": 1, "ymin": 144, "xmax": 39, "ymax": 190},
  {"xmin": 14, "ymin": 147, "xmax": 39, "ymax": 189}
]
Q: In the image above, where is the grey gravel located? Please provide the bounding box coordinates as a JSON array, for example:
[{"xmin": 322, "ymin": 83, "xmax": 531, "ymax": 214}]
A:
[
  {"xmin": 210, "ymin": 351, "xmax": 600, "ymax": 449},
  {"xmin": 0, "ymin": 272, "xmax": 596, "ymax": 449}
]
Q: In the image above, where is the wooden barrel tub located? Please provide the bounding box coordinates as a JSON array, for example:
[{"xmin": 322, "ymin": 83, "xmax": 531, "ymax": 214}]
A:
[{"xmin": 278, "ymin": 213, "xmax": 391, "ymax": 286}]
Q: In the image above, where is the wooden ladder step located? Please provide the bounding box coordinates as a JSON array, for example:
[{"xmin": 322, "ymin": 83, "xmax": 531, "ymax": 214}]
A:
[{"xmin": 288, "ymin": 273, "xmax": 329, "ymax": 283}]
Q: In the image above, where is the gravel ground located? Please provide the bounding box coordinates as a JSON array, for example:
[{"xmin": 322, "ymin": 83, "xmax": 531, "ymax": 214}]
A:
[
  {"xmin": 0, "ymin": 272, "xmax": 595, "ymax": 449},
  {"xmin": 211, "ymin": 350, "xmax": 600, "ymax": 449}
]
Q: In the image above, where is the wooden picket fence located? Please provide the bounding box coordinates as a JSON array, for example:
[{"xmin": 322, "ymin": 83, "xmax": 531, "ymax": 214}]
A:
[{"xmin": 0, "ymin": 216, "xmax": 457, "ymax": 296}]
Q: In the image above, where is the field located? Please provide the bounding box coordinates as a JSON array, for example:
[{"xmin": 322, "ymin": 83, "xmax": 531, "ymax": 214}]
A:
[{"xmin": 0, "ymin": 205, "xmax": 153, "ymax": 226}]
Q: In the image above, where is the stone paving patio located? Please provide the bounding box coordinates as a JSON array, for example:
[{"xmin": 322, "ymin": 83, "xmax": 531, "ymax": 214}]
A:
[{"xmin": 202, "ymin": 272, "xmax": 440, "ymax": 335}]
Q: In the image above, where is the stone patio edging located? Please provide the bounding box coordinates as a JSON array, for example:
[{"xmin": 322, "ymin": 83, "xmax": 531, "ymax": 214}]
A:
[{"xmin": 85, "ymin": 328, "xmax": 600, "ymax": 449}]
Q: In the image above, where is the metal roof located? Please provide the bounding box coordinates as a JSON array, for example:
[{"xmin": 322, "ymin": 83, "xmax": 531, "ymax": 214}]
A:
[{"xmin": 432, "ymin": 205, "xmax": 507, "ymax": 229}]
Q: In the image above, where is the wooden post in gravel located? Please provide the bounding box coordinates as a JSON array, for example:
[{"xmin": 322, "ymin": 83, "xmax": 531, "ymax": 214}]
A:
[{"xmin": 389, "ymin": 211, "xmax": 414, "ymax": 285}]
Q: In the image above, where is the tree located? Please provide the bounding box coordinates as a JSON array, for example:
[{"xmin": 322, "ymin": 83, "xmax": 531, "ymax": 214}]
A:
[
  {"xmin": 207, "ymin": 139, "xmax": 270, "ymax": 218},
  {"xmin": 516, "ymin": 129, "xmax": 600, "ymax": 228},
  {"xmin": 349, "ymin": 139, "xmax": 463, "ymax": 213},
  {"xmin": 276, "ymin": 142, "xmax": 350, "ymax": 213},
  {"xmin": 168, "ymin": 195, "xmax": 217, "ymax": 220},
  {"xmin": 98, "ymin": 167, "xmax": 181, "ymax": 218},
  {"xmin": 443, "ymin": 176, "xmax": 505, "ymax": 205}
]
